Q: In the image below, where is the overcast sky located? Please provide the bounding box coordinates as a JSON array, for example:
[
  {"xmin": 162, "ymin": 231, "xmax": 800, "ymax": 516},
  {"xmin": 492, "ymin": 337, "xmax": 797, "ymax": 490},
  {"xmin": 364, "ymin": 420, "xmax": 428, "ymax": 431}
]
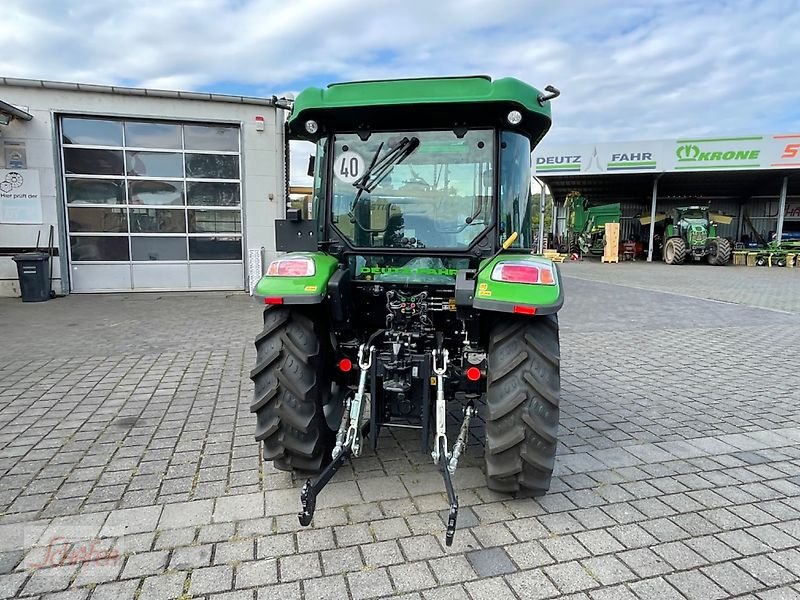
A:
[{"xmin": 2, "ymin": 0, "xmax": 799, "ymax": 184}]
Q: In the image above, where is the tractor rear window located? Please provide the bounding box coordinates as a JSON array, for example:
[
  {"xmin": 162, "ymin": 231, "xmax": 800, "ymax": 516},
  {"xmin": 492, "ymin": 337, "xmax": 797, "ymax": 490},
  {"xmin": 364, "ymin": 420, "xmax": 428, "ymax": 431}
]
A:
[{"xmin": 330, "ymin": 130, "xmax": 494, "ymax": 249}]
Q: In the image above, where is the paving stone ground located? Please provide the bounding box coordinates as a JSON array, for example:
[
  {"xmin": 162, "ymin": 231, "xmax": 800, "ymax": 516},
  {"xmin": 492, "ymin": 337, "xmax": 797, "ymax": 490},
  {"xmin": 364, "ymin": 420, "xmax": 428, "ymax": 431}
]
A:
[{"xmin": 0, "ymin": 261, "xmax": 799, "ymax": 599}]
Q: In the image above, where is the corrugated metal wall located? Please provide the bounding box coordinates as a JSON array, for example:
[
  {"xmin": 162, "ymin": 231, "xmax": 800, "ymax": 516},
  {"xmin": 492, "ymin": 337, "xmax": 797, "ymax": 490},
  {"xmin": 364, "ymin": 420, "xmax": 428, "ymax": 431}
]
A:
[{"xmin": 744, "ymin": 195, "xmax": 800, "ymax": 239}]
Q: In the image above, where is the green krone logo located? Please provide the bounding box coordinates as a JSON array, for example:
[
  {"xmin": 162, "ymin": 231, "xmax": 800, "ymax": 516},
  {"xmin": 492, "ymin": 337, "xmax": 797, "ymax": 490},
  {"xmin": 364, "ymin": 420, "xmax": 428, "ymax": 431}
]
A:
[
  {"xmin": 676, "ymin": 144, "xmax": 700, "ymax": 161},
  {"xmin": 676, "ymin": 144, "xmax": 760, "ymax": 162}
]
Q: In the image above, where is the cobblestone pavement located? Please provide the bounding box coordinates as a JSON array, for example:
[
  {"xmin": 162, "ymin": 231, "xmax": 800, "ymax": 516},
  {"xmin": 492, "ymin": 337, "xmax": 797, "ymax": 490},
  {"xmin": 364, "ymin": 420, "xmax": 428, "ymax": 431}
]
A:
[
  {"xmin": 1, "ymin": 263, "xmax": 799, "ymax": 599},
  {"xmin": 562, "ymin": 260, "xmax": 800, "ymax": 314}
]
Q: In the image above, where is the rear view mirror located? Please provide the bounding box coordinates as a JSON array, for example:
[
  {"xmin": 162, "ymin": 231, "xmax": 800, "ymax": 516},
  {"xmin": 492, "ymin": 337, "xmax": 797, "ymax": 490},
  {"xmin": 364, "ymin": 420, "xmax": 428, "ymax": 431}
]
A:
[{"xmin": 307, "ymin": 155, "xmax": 316, "ymax": 177}]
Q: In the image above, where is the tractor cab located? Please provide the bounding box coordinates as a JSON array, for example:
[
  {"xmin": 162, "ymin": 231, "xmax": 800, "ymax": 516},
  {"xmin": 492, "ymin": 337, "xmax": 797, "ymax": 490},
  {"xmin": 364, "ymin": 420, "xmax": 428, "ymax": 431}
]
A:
[
  {"xmin": 281, "ymin": 76, "xmax": 553, "ymax": 262},
  {"xmin": 674, "ymin": 206, "xmax": 713, "ymax": 255}
]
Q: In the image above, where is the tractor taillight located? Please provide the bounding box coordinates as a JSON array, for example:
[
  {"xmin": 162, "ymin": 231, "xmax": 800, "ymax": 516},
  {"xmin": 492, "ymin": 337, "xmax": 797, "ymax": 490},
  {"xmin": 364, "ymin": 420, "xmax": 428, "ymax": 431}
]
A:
[
  {"xmin": 513, "ymin": 305, "xmax": 537, "ymax": 315},
  {"xmin": 338, "ymin": 358, "xmax": 353, "ymax": 372},
  {"xmin": 491, "ymin": 261, "xmax": 555, "ymax": 285},
  {"xmin": 266, "ymin": 257, "xmax": 315, "ymax": 277},
  {"xmin": 465, "ymin": 366, "xmax": 482, "ymax": 381},
  {"xmin": 264, "ymin": 297, "xmax": 283, "ymax": 305}
]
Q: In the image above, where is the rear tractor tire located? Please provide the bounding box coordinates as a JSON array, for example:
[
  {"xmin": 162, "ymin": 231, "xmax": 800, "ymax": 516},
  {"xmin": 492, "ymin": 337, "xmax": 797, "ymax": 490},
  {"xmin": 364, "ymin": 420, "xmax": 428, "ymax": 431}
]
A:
[
  {"xmin": 250, "ymin": 307, "xmax": 338, "ymax": 473},
  {"xmin": 663, "ymin": 237, "xmax": 687, "ymax": 265},
  {"xmin": 485, "ymin": 314, "xmax": 560, "ymax": 495},
  {"xmin": 707, "ymin": 238, "xmax": 732, "ymax": 265}
]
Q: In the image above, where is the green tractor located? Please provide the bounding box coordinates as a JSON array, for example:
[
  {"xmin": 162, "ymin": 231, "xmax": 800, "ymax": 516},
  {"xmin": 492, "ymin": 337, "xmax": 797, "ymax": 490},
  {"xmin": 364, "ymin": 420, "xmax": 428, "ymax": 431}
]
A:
[
  {"xmin": 250, "ymin": 76, "xmax": 563, "ymax": 545},
  {"xmin": 565, "ymin": 192, "xmax": 622, "ymax": 256},
  {"xmin": 661, "ymin": 206, "xmax": 732, "ymax": 265}
]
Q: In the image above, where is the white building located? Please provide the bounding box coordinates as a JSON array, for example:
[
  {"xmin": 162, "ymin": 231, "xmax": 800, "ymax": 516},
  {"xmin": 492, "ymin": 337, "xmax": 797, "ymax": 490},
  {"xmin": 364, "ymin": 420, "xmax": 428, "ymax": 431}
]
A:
[{"xmin": 0, "ymin": 78, "xmax": 286, "ymax": 296}]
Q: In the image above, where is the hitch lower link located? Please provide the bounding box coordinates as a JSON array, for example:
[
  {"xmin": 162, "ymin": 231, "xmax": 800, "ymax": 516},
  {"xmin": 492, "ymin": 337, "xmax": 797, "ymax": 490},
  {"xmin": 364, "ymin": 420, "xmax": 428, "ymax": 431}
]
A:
[
  {"xmin": 298, "ymin": 346, "xmax": 473, "ymax": 548},
  {"xmin": 298, "ymin": 345, "xmax": 374, "ymax": 527},
  {"xmin": 432, "ymin": 349, "xmax": 474, "ymax": 546}
]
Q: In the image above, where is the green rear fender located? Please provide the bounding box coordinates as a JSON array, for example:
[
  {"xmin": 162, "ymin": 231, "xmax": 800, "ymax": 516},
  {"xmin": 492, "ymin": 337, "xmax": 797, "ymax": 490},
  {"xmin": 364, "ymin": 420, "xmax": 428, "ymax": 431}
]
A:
[
  {"xmin": 253, "ymin": 252, "xmax": 339, "ymax": 305},
  {"xmin": 472, "ymin": 254, "xmax": 563, "ymax": 315}
]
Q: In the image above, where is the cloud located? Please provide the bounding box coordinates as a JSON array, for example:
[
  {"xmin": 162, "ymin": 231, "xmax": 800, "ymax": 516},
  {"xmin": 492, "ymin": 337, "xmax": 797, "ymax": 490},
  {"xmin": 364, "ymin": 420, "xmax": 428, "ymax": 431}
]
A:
[{"xmin": 3, "ymin": 0, "xmax": 799, "ymax": 185}]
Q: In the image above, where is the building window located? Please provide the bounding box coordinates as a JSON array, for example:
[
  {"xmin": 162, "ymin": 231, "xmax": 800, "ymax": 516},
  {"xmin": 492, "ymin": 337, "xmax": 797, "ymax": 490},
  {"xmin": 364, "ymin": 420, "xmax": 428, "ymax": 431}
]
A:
[{"xmin": 61, "ymin": 117, "xmax": 242, "ymax": 266}]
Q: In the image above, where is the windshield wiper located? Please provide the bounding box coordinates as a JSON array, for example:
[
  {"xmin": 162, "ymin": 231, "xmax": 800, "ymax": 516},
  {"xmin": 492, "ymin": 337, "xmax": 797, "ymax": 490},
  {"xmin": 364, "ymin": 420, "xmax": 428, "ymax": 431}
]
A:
[{"xmin": 348, "ymin": 136, "xmax": 420, "ymax": 219}]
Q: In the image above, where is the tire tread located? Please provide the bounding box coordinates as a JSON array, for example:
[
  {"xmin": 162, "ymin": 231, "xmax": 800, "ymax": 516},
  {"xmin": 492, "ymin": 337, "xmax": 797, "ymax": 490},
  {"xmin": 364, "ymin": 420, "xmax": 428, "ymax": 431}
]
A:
[
  {"xmin": 484, "ymin": 314, "xmax": 561, "ymax": 495},
  {"xmin": 250, "ymin": 306, "xmax": 334, "ymax": 473}
]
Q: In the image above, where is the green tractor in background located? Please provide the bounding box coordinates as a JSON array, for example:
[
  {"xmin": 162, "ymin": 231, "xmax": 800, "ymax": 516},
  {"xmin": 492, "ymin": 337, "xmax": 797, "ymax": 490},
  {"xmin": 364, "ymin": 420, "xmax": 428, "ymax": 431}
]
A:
[
  {"xmin": 250, "ymin": 76, "xmax": 563, "ymax": 546},
  {"xmin": 565, "ymin": 192, "xmax": 622, "ymax": 256},
  {"xmin": 660, "ymin": 206, "xmax": 732, "ymax": 265}
]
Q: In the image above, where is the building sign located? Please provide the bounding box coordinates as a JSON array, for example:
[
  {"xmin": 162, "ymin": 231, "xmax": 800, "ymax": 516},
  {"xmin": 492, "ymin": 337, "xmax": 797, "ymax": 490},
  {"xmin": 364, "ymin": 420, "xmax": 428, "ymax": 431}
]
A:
[
  {"xmin": 674, "ymin": 136, "xmax": 762, "ymax": 170},
  {"xmin": 0, "ymin": 169, "xmax": 42, "ymax": 224},
  {"xmin": 534, "ymin": 141, "xmax": 662, "ymax": 174},
  {"xmin": 767, "ymin": 201, "xmax": 800, "ymax": 221},
  {"xmin": 4, "ymin": 141, "xmax": 27, "ymax": 169},
  {"xmin": 534, "ymin": 133, "xmax": 800, "ymax": 176},
  {"xmin": 771, "ymin": 134, "xmax": 800, "ymax": 169}
]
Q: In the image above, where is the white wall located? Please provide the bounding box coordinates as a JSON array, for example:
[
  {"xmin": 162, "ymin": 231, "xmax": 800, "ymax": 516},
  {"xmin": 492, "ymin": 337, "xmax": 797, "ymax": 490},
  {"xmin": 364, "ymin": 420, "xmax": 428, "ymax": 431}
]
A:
[{"xmin": 0, "ymin": 84, "xmax": 285, "ymax": 296}]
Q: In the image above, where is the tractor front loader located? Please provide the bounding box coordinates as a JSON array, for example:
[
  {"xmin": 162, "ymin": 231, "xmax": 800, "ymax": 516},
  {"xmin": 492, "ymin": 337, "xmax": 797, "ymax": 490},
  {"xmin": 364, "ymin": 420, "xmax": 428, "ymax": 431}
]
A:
[{"xmin": 249, "ymin": 76, "xmax": 563, "ymax": 546}]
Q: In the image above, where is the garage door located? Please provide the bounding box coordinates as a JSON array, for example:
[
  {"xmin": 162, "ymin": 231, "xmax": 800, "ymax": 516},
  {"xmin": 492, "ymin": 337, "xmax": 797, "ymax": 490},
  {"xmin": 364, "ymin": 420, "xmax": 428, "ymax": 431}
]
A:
[{"xmin": 61, "ymin": 116, "xmax": 244, "ymax": 292}]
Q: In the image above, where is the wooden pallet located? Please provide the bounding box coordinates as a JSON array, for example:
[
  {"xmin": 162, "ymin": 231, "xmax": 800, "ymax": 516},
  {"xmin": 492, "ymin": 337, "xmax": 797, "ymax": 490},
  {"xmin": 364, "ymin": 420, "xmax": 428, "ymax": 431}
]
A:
[
  {"xmin": 602, "ymin": 223, "xmax": 620, "ymax": 264},
  {"xmin": 542, "ymin": 251, "xmax": 568, "ymax": 263}
]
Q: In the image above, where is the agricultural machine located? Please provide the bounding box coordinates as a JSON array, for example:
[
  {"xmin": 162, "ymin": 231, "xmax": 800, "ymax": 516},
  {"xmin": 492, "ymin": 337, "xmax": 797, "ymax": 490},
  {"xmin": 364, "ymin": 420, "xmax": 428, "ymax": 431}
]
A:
[
  {"xmin": 751, "ymin": 240, "xmax": 800, "ymax": 267},
  {"xmin": 642, "ymin": 206, "xmax": 732, "ymax": 265},
  {"xmin": 564, "ymin": 193, "xmax": 621, "ymax": 256},
  {"xmin": 249, "ymin": 76, "xmax": 563, "ymax": 545}
]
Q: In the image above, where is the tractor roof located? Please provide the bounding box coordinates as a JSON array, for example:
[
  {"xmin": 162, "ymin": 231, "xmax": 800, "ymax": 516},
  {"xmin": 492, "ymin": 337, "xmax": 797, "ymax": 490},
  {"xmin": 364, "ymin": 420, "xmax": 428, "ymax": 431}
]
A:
[{"xmin": 287, "ymin": 76, "xmax": 552, "ymax": 143}]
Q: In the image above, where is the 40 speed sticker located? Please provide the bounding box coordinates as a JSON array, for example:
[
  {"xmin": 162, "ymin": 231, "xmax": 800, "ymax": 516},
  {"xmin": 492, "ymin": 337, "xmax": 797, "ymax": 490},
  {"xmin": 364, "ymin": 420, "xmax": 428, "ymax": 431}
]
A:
[{"xmin": 334, "ymin": 151, "xmax": 365, "ymax": 184}]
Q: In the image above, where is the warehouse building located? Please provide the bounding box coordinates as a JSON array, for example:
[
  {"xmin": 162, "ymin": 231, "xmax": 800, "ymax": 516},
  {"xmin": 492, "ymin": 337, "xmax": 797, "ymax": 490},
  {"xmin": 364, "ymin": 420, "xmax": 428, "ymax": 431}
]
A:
[
  {"xmin": 534, "ymin": 135, "xmax": 800, "ymax": 260},
  {"xmin": 0, "ymin": 78, "xmax": 286, "ymax": 295}
]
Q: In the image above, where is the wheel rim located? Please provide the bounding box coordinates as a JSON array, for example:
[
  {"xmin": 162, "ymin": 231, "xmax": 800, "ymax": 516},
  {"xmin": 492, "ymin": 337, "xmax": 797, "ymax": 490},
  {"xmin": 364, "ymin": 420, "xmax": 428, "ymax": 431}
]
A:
[{"xmin": 665, "ymin": 242, "xmax": 673, "ymax": 262}]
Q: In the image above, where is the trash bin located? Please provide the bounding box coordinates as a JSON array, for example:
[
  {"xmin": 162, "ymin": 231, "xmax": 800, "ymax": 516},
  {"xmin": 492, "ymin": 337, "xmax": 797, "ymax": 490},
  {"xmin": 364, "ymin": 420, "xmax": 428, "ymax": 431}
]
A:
[{"xmin": 12, "ymin": 252, "xmax": 51, "ymax": 302}]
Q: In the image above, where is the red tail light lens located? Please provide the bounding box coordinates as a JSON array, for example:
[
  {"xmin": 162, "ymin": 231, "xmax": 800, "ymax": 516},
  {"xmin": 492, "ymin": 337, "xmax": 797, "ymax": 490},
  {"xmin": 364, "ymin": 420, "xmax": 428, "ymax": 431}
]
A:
[
  {"xmin": 498, "ymin": 264, "xmax": 540, "ymax": 283},
  {"xmin": 491, "ymin": 261, "xmax": 555, "ymax": 285},
  {"xmin": 465, "ymin": 366, "xmax": 482, "ymax": 381},
  {"xmin": 264, "ymin": 297, "xmax": 284, "ymax": 305},
  {"xmin": 266, "ymin": 257, "xmax": 315, "ymax": 277},
  {"xmin": 513, "ymin": 305, "xmax": 537, "ymax": 315},
  {"xmin": 338, "ymin": 358, "xmax": 353, "ymax": 372}
]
